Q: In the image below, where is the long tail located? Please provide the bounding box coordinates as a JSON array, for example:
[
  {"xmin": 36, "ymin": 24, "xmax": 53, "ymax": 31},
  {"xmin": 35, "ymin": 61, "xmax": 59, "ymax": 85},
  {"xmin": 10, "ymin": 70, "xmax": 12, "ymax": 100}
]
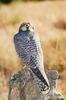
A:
[
  {"xmin": 33, "ymin": 73, "xmax": 50, "ymax": 94},
  {"xmin": 30, "ymin": 67, "xmax": 49, "ymax": 87}
]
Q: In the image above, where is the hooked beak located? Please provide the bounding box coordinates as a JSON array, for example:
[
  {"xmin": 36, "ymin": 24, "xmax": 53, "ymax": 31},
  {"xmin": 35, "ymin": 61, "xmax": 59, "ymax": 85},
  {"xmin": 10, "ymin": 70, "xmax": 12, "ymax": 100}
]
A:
[{"xmin": 26, "ymin": 23, "xmax": 34, "ymax": 30}]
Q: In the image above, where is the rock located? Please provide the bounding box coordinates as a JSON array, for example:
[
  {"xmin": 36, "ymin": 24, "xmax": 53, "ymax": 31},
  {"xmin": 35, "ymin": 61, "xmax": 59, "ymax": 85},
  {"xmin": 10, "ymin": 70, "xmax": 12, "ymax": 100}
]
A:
[{"xmin": 8, "ymin": 68, "xmax": 64, "ymax": 100}]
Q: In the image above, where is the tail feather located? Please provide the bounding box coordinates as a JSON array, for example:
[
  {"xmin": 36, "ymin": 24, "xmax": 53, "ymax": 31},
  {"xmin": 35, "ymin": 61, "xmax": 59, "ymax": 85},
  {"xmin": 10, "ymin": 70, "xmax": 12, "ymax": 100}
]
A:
[
  {"xmin": 33, "ymin": 74, "xmax": 49, "ymax": 93},
  {"xmin": 30, "ymin": 67, "xmax": 49, "ymax": 87}
]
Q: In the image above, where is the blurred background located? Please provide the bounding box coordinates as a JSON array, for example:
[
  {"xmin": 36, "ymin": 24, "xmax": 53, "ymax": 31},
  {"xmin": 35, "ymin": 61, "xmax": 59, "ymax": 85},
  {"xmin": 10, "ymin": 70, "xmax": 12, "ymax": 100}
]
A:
[{"xmin": 0, "ymin": 0, "xmax": 66, "ymax": 100}]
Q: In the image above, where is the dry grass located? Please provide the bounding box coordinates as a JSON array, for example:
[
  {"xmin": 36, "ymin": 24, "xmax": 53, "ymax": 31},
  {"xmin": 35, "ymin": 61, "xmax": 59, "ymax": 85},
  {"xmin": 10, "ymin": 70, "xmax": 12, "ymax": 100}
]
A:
[{"xmin": 0, "ymin": 1, "xmax": 66, "ymax": 100}]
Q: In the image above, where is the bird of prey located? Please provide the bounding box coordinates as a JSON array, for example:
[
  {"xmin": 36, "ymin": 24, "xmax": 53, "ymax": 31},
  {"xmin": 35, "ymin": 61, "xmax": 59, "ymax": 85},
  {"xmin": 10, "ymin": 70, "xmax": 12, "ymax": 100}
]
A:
[{"xmin": 14, "ymin": 22, "xmax": 50, "ymax": 94}]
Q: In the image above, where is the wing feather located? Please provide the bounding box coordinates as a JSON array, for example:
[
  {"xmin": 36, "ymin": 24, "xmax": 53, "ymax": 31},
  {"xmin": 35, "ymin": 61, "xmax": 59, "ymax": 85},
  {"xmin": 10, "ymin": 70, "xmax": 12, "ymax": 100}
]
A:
[{"xmin": 14, "ymin": 35, "xmax": 30, "ymax": 65}]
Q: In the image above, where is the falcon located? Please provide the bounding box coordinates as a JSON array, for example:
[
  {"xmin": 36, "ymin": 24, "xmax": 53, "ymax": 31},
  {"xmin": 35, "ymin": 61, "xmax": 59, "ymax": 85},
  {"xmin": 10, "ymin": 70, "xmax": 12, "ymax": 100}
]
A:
[{"xmin": 14, "ymin": 22, "xmax": 50, "ymax": 94}]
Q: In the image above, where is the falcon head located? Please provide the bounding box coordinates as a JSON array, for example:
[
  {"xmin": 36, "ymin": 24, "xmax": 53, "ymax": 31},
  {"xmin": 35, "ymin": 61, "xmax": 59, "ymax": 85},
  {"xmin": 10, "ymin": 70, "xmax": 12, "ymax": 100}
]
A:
[{"xmin": 19, "ymin": 22, "xmax": 34, "ymax": 31}]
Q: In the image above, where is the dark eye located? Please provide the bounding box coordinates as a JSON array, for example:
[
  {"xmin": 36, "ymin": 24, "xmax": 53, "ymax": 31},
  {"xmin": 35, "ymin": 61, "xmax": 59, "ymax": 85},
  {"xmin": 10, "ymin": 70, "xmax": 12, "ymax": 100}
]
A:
[{"xmin": 26, "ymin": 24, "xmax": 28, "ymax": 27}]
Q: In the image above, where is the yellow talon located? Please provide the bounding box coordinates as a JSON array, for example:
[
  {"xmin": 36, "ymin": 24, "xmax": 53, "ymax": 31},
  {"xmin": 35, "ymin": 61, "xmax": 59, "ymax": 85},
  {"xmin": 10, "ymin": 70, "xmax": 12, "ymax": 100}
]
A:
[{"xmin": 22, "ymin": 65, "xmax": 26, "ymax": 69}]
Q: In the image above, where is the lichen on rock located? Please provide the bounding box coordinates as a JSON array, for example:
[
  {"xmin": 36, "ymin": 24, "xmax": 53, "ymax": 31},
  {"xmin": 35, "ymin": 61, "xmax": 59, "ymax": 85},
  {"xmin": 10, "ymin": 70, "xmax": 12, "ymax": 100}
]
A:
[{"xmin": 8, "ymin": 68, "xmax": 64, "ymax": 100}]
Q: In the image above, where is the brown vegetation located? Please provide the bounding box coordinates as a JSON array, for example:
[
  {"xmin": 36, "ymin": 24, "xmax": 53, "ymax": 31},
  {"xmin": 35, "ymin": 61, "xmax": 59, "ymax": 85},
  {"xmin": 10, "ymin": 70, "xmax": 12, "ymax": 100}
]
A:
[{"xmin": 0, "ymin": 1, "xmax": 66, "ymax": 100}]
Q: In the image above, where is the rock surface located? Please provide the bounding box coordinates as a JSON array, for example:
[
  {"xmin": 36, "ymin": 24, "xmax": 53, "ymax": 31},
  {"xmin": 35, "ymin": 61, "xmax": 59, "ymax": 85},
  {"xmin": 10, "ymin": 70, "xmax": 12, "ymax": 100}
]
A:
[{"xmin": 8, "ymin": 68, "xmax": 64, "ymax": 100}]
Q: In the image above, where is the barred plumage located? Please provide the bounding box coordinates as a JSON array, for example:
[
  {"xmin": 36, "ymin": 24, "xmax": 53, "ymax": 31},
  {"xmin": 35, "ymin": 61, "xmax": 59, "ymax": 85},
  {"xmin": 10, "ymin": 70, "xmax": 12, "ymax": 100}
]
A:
[{"xmin": 14, "ymin": 22, "xmax": 50, "ymax": 94}]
